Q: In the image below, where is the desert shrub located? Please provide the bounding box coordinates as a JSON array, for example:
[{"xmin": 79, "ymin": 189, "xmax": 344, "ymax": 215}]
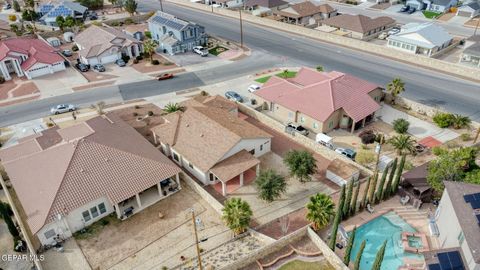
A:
[
  {"xmin": 361, "ymin": 132, "xmax": 376, "ymax": 145},
  {"xmin": 147, "ymin": 111, "xmax": 154, "ymax": 116},
  {"xmin": 200, "ymin": 90, "xmax": 208, "ymax": 96},
  {"xmin": 432, "ymin": 146, "xmax": 448, "ymax": 156},
  {"xmin": 134, "ymin": 105, "xmax": 141, "ymax": 109},
  {"xmin": 8, "ymin": 15, "xmax": 17, "ymax": 22},
  {"xmin": 124, "ymin": 18, "xmax": 134, "ymax": 25},
  {"xmin": 356, "ymin": 150, "xmax": 375, "ymax": 165},
  {"xmin": 133, "ymin": 59, "xmax": 139, "ymax": 64},
  {"xmin": 151, "ymin": 59, "xmax": 160, "ymax": 65},
  {"xmin": 461, "ymin": 133, "xmax": 472, "ymax": 141},
  {"xmin": 433, "ymin": 112, "xmax": 454, "ymax": 128},
  {"xmin": 133, "ymin": 112, "xmax": 138, "ymax": 117},
  {"xmin": 71, "ymin": 44, "xmax": 79, "ymax": 51},
  {"xmin": 136, "ymin": 55, "xmax": 143, "ymax": 61},
  {"xmin": 0, "ymin": 76, "xmax": 5, "ymax": 84},
  {"xmin": 393, "ymin": 118, "xmax": 410, "ymax": 134}
]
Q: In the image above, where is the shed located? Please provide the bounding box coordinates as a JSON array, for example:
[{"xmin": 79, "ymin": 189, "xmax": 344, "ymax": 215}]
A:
[
  {"xmin": 326, "ymin": 159, "xmax": 360, "ymax": 186},
  {"xmin": 46, "ymin": 37, "xmax": 61, "ymax": 47},
  {"xmin": 377, "ymin": 155, "xmax": 393, "ymax": 172},
  {"xmin": 63, "ymin": 32, "xmax": 74, "ymax": 43},
  {"xmin": 456, "ymin": 2, "xmax": 480, "ymax": 18}
]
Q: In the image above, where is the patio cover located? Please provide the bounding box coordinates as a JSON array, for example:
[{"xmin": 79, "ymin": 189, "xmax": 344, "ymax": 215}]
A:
[{"xmin": 210, "ymin": 150, "xmax": 260, "ymax": 182}]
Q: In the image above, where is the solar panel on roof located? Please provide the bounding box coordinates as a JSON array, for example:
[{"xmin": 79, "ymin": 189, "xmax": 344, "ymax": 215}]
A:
[
  {"xmin": 438, "ymin": 253, "xmax": 450, "ymax": 269},
  {"xmin": 476, "ymin": 214, "xmax": 480, "ymax": 225},
  {"xmin": 471, "ymin": 200, "xmax": 480, "ymax": 209},
  {"xmin": 464, "ymin": 194, "xmax": 474, "ymax": 203},
  {"xmin": 475, "ymin": 193, "xmax": 480, "ymax": 200},
  {"xmin": 435, "ymin": 251, "xmax": 465, "ymax": 270},
  {"xmin": 428, "ymin": 264, "xmax": 441, "ymax": 270}
]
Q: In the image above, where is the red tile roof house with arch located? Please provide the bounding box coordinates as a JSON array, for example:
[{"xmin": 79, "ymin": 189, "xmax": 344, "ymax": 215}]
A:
[
  {"xmin": 0, "ymin": 38, "xmax": 65, "ymax": 81},
  {"xmin": 0, "ymin": 114, "xmax": 181, "ymax": 247},
  {"xmin": 253, "ymin": 67, "xmax": 383, "ymax": 134}
]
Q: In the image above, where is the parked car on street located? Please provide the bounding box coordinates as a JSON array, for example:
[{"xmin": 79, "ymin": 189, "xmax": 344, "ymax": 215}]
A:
[
  {"xmin": 3, "ymin": 3, "xmax": 11, "ymax": 10},
  {"xmin": 225, "ymin": 91, "xmax": 243, "ymax": 102},
  {"xmin": 193, "ymin": 46, "xmax": 208, "ymax": 56},
  {"xmin": 285, "ymin": 122, "xmax": 309, "ymax": 136},
  {"xmin": 157, "ymin": 73, "xmax": 174, "ymax": 80},
  {"xmin": 93, "ymin": 64, "xmax": 105, "ymax": 72},
  {"xmin": 248, "ymin": 84, "xmax": 261, "ymax": 93},
  {"xmin": 335, "ymin": 148, "xmax": 356, "ymax": 160},
  {"xmin": 400, "ymin": 5, "xmax": 409, "ymax": 12},
  {"xmin": 75, "ymin": 63, "xmax": 89, "ymax": 72},
  {"xmin": 61, "ymin": 49, "xmax": 72, "ymax": 57},
  {"xmin": 50, "ymin": 104, "xmax": 76, "ymax": 115},
  {"xmin": 407, "ymin": 7, "xmax": 416, "ymax": 14},
  {"xmin": 116, "ymin": 59, "xmax": 126, "ymax": 67}
]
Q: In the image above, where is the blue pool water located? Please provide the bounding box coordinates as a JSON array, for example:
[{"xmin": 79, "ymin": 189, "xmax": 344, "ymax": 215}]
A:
[{"xmin": 349, "ymin": 212, "xmax": 424, "ymax": 270}]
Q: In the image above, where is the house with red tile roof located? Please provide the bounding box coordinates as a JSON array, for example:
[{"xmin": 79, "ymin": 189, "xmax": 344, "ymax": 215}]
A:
[
  {"xmin": 0, "ymin": 114, "xmax": 181, "ymax": 246},
  {"xmin": 151, "ymin": 96, "xmax": 272, "ymax": 196},
  {"xmin": 254, "ymin": 67, "xmax": 383, "ymax": 133},
  {"xmin": 0, "ymin": 38, "xmax": 65, "ymax": 81},
  {"xmin": 272, "ymin": 1, "xmax": 337, "ymax": 26}
]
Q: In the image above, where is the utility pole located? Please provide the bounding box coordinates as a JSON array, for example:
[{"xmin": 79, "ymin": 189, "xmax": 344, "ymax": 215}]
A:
[
  {"xmin": 191, "ymin": 209, "xmax": 203, "ymax": 270},
  {"xmin": 475, "ymin": 17, "xmax": 480, "ymax": 36},
  {"xmin": 473, "ymin": 127, "xmax": 480, "ymax": 144},
  {"xmin": 239, "ymin": 9, "xmax": 243, "ymax": 48},
  {"xmin": 159, "ymin": 0, "xmax": 164, "ymax": 12}
]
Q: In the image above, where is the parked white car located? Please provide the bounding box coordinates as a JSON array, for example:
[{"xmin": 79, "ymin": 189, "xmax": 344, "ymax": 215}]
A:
[
  {"xmin": 193, "ymin": 46, "xmax": 208, "ymax": 57},
  {"xmin": 378, "ymin": 32, "xmax": 389, "ymax": 40},
  {"xmin": 387, "ymin": 28, "xmax": 400, "ymax": 36},
  {"xmin": 50, "ymin": 104, "xmax": 76, "ymax": 115},
  {"xmin": 248, "ymin": 84, "xmax": 260, "ymax": 93}
]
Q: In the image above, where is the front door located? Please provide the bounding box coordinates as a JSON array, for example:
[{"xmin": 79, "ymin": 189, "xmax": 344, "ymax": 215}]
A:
[{"xmin": 5, "ymin": 60, "xmax": 15, "ymax": 73}]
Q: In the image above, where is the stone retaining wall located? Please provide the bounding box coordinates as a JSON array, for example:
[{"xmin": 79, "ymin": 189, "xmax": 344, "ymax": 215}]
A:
[
  {"xmin": 238, "ymin": 104, "xmax": 373, "ymax": 176},
  {"xmin": 167, "ymin": 0, "xmax": 479, "ymax": 82},
  {"xmin": 180, "ymin": 172, "xmax": 224, "ymax": 216},
  {"xmin": 307, "ymin": 227, "xmax": 350, "ymax": 270}
]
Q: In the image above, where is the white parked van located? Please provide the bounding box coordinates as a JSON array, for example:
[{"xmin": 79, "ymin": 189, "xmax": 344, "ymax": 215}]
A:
[{"xmin": 316, "ymin": 133, "xmax": 334, "ymax": 149}]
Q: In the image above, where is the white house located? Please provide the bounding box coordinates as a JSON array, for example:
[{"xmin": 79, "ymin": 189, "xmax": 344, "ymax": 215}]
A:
[
  {"xmin": 152, "ymin": 95, "xmax": 272, "ymax": 196},
  {"xmin": 457, "ymin": 2, "xmax": 480, "ymax": 18},
  {"xmin": 0, "ymin": 114, "xmax": 181, "ymax": 246},
  {"xmin": 0, "ymin": 38, "xmax": 65, "ymax": 80},
  {"xmin": 387, "ymin": 23, "xmax": 453, "ymax": 57},
  {"xmin": 433, "ymin": 181, "xmax": 480, "ymax": 270},
  {"xmin": 74, "ymin": 25, "xmax": 143, "ymax": 65}
]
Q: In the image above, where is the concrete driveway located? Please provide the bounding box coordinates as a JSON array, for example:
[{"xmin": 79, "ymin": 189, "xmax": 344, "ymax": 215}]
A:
[
  {"xmin": 33, "ymin": 67, "xmax": 88, "ymax": 98},
  {"xmin": 378, "ymin": 105, "xmax": 459, "ymax": 142}
]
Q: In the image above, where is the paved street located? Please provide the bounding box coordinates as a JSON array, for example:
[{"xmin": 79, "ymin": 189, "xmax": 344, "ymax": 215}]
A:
[{"xmin": 1, "ymin": 1, "xmax": 480, "ymax": 127}]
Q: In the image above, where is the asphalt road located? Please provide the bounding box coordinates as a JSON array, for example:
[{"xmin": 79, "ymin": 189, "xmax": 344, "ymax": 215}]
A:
[{"xmin": 0, "ymin": 1, "xmax": 479, "ymax": 127}]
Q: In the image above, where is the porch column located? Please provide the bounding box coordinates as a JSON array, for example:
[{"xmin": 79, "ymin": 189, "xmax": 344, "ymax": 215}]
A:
[
  {"xmin": 176, "ymin": 173, "xmax": 181, "ymax": 189},
  {"xmin": 222, "ymin": 181, "xmax": 227, "ymax": 196},
  {"xmin": 14, "ymin": 59, "xmax": 23, "ymax": 76},
  {"xmin": 136, "ymin": 193, "xmax": 142, "ymax": 208},
  {"xmin": 153, "ymin": 132, "xmax": 157, "ymax": 144},
  {"xmin": 240, "ymin": 172, "xmax": 244, "ymax": 186},
  {"xmin": 362, "ymin": 118, "xmax": 366, "ymax": 128},
  {"xmin": 157, "ymin": 182, "xmax": 163, "ymax": 197},
  {"xmin": 256, "ymin": 163, "xmax": 260, "ymax": 176},
  {"xmin": 350, "ymin": 119, "xmax": 356, "ymax": 133},
  {"xmin": 0, "ymin": 62, "xmax": 10, "ymax": 80},
  {"xmin": 114, "ymin": 203, "xmax": 121, "ymax": 219}
]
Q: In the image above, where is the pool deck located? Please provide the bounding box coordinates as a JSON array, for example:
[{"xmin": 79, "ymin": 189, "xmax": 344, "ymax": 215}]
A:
[{"xmin": 338, "ymin": 195, "xmax": 441, "ymax": 268}]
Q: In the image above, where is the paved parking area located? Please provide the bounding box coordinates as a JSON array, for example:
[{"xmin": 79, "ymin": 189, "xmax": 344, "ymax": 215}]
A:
[
  {"xmin": 162, "ymin": 51, "xmax": 218, "ymax": 66},
  {"xmin": 378, "ymin": 105, "xmax": 459, "ymax": 142},
  {"xmin": 33, "ymin": 67, "xmax": 88, "ymax": 98}
]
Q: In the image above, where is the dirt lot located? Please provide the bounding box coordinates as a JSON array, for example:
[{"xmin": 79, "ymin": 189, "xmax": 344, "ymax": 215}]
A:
[
  {"xmin": 75, "ymin": 182, "xmax": 218, "ymax": 270},
  {"xmin": 131, "ymin": 54, "xmax": 177, "ymax": 74}
]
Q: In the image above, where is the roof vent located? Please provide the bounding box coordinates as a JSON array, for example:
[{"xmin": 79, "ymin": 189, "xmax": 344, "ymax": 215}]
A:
[
  {"xmin": 200, "ymin": 133, "xmax": 204, "ymax": 137},
  {"xmin": 80, "ymin": 168, "xmax": 84, "ymax": 173},
  {"xmin": 104, "ymin": 158, "xmax": 109, "ymax": 162},
  {"xmin": 186, "ymin": 123, "xmax": 189, "ymax": 127}
]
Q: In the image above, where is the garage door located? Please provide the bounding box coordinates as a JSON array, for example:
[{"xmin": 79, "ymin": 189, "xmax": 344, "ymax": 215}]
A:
[
  {"xmin": 99, "ymin": 54, "xmax": 119, "ymax": 64},
  {"xmin": 26, "ymin": 66, "xmax": 50, "ymax": 78},
  {"xmin": 457, "ymin": 11, "xmax": 472, "ymax": 17}
]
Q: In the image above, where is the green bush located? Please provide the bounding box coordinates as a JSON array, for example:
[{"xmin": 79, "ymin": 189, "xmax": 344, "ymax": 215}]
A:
[
  {"xmin": 151, "ymin": 59, "xmax": 160, "ymax": 65},
  {"xmin": 100, "ymin": 219, "xmax": 109, "ymax": 226},
  {"xmin": 432, "ymin": 146, "xmax": 448, "ymax": 156},
  {"xmin": 393, "ymin": 118, "xmax": 410, "ymax": 134},
  {"xmin": 0, "ymin": 76, "xmax": 5, "ymax": 84},
  {"xmin": 124, "ymin": 18, "xmax": 134, "ymax": 25},
  {"xmin": 433, "ymin": 112, "xmax": 454, "ymax": 128},
  {"xmin": 461, "ymin": 133, "xmax": 472, "ymax": 141},
  {"xmin": 147, "ymin": 111, "xmax": 154, "ymax": 116},
  {"xmin": 145, "ymin": 31, "xmax": 152, "ymax": 39}
]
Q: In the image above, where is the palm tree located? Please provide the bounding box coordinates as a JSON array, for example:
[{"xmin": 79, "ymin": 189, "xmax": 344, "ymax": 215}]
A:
[
  {"xmin": 222, "ymin": 198, "xmax": 253, "ymax": 235},
  {"xmin": 389, "ymin": 134, "xmax": 416, "ymax": 156},
  {"xmin": 386, "ymin": 77, "xmax": 405, "ymax": 104},
  {"xmin": 163, "ymin": 103, "xmax": 183, "ymax": 113},
  {"xmin": 306, "ymin": 193, "xmax": 335, "ymax": 231},
  {"xmin": 451, "ymin": 114, "xmax": 471, "ymax": 129},
  {"xmin": 143, "ymin": 39, "xmax": 157, "ymax": 62},
  {"xmin": 90, "ymin": 101, "xmax": 106, "ymax": 115},
  {"xmin": 254, "ymin": 169, "xmax": 287, "ymax": 202}
]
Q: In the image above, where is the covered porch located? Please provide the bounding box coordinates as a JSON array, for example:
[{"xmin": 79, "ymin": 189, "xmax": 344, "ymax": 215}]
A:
[
  {"xmin": 400, "ymin": 162, "xmax": 433, "ymax": 204},
  {"xmin": 114, "ymin": 174, "xmax": 181, "ymax": 220},
  {"xmin": 210, "ymin": 150, "xmax": 260, "ymax": 196},
  {"xmin": 339, "ymin": 112, "xmax": 376, "ymax": 133}
]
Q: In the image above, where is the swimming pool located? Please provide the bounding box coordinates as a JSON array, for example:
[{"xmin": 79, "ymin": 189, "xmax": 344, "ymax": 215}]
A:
[{"xmin": 349, "ymin": 212, "xmax": 424, "ymax": 270}]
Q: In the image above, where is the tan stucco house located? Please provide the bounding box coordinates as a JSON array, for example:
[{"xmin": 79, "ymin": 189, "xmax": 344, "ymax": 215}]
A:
[
  {"xmin": 254, "ymin": 67, "xmax": 382, "ymax": 134},
  {"xmin": 0, "ymin": 114, "xmax": 181, "ymax": 247},
  {"xmin": 151, "ymin": 95, "xmax": 272, "ymax": 196},
  {"xmin": 320, "ymin": 14, "xmax": 395, "ymax": 40}
]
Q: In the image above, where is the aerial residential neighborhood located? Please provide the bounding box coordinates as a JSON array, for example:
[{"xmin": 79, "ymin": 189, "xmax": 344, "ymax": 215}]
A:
[{"xmin": 0, "ymin": 0, "xmax": 479, "ymax": 269}]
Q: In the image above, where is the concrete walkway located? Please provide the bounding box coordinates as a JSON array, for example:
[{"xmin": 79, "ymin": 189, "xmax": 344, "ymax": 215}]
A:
[{"xmin": 378, "ymin": 105, "xmax": 459, "ymax": 142}]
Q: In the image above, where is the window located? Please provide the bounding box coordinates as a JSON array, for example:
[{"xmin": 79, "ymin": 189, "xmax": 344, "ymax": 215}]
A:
[
  {"xmin": 90, "ymin": 206, "xmax": 99, "ymax": 218},
  {"xmin": 98, "ymin": 203, "xmax": 106, "ymax": 214},
  {"xmin": 260, "ymin": 144, "xmax": 263, "ymax": 151},
  {"xmin": 44, "ymin": 229, "xmax": 56, "ymax": 239},
  {"xmin": 313, "ymin": 122, "xmax": 318, "ymax": 129},
  {"xmin": 82, "ymin": 210, "xmax": 91, "ymax": 222},
  {"xmin": 288, "ymin": 112, "xmax": 293, "ymax": 119},
  {"xmin": 173, "ymin": 152, "xmax": 179, "ymax": 162},
  {"xmin": 188, "ymin": 162, "xmax": 194, "ymax": 169},
  {"xmin": 458, "ymin": 231, "xmax": 465, "ymax": 245},
  {"xmin": 300, "ymin": 116, "xmax": 305, "ymax": 123}
]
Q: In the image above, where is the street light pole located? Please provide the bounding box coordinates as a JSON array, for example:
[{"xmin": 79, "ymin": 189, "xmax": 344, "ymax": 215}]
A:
[
  {"xmin": 474, "ymin": 17, "xmax": 480, "ymax": 36},
  {"xmin": 239, "ymin": 9, "xmax": 244, "ymax": 48},
  {"xmin": 159, "ymin": 0, "xmax": 164, "ymax": 12},
  {"xmin": 191, "ymin": 209, "xmax": 203, "ymax": 270}
]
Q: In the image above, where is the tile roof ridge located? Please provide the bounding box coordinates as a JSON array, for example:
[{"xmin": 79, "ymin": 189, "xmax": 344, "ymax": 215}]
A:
[{"xmin": 171, "ymin": 111, "xmax": 183, "ymax": 146}]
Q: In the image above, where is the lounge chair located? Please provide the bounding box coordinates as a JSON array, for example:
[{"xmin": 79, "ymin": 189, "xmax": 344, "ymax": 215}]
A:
[{"xmin": 367, "ymin": 203, "xmax": 374, "ymax": 213}]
